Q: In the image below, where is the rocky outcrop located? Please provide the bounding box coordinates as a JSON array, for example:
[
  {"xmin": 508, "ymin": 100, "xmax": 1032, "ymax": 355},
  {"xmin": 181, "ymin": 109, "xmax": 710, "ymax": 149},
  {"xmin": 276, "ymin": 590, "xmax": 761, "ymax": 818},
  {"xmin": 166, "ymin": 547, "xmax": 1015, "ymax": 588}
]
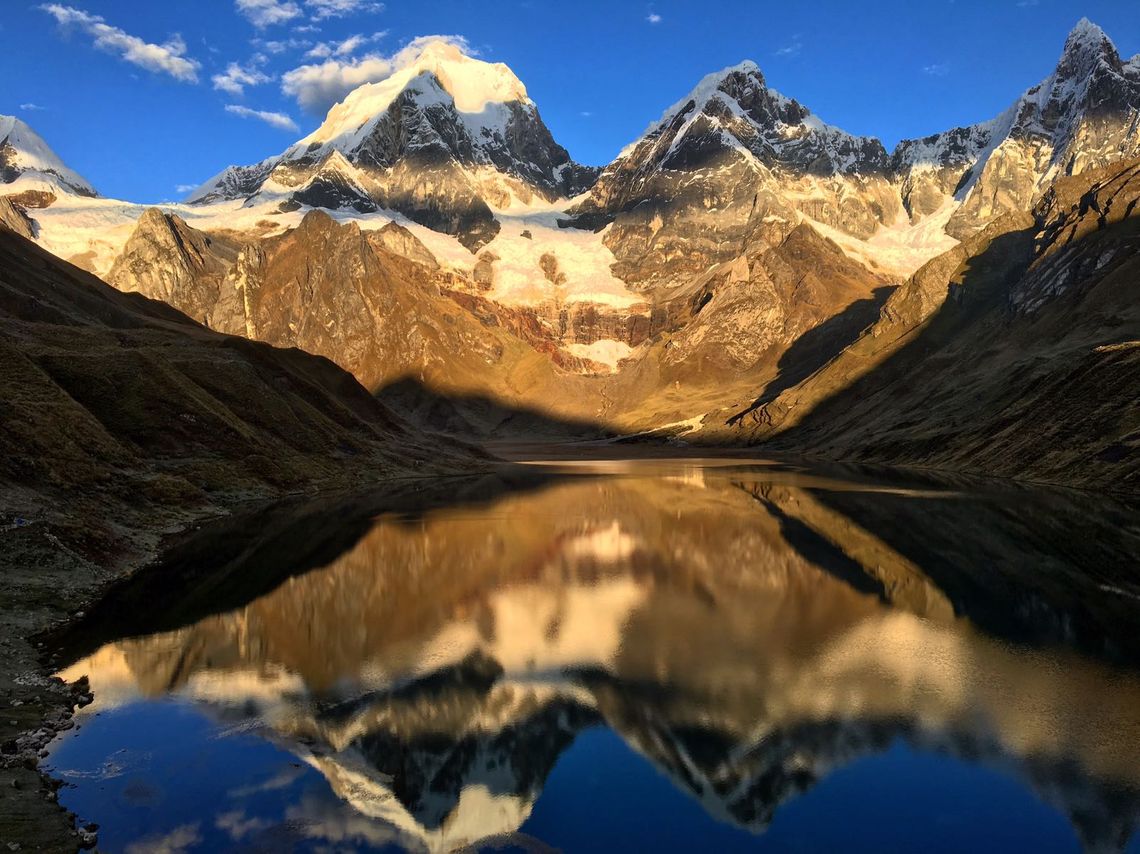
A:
[
  {"xmin": 106, "ymin": 208, "xmax": 239, "ymax": 325},
  {"xmin": 0, "ymin": 196, "xmax": 36, "ymax": 239}
]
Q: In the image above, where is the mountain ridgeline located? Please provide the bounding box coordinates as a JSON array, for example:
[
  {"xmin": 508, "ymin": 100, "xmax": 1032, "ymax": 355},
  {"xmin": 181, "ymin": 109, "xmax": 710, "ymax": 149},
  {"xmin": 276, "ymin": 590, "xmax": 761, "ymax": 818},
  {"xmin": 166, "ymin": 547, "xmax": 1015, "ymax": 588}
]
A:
[{"xmin": 3, "ymin": 18, "xmax": 1139, "ymax": 491}]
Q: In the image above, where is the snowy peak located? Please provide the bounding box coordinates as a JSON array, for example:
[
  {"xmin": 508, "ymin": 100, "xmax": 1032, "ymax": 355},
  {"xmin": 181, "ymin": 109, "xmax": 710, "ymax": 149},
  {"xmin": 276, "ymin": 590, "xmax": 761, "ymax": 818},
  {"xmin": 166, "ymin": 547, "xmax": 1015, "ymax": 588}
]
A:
[
  {"xmin": 889, "ymin": 18, "xmax": 1140, "ymax": 234},
  {"xmin": 627, "ymin": 60, "xmax": 889, "ymax": 178},
  {"xmin": 1019, "ymin": 18, "xmax": 1137, "ymax": 132},
  {"xmin": 1057, "ymin": 17, "xmax": 1118, "ymax": 79},
  {"xmin": 0, "ymin": 115, "xmax": 97, "ymax": 198},
  {"xmin": 188, "ymin": 41, "xmax": 596, "ymax": 250},
  {"xmin": 297, "ymin": 41, "xmax": 531, "ymax": 154}
]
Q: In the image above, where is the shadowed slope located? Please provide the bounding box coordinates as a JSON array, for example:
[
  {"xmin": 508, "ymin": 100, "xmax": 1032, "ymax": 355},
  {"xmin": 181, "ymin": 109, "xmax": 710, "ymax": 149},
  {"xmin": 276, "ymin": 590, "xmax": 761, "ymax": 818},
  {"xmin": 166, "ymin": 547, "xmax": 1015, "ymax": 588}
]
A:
[
  {"xmin": 717, "ymin": 159, "xmax": 1140, "ymax": 492},
  {"xmin": 0, "ymin": 226, "xmax": 486, "ymax": 564}
]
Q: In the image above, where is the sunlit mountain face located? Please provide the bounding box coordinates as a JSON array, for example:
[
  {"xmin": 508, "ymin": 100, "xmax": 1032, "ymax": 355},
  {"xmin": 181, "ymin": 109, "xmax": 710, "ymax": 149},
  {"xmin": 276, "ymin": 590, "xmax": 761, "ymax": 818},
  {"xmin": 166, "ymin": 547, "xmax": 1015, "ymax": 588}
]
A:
[{"xmin": 47, "ymin": 459, "xmax": 1140, "ymax": 853}]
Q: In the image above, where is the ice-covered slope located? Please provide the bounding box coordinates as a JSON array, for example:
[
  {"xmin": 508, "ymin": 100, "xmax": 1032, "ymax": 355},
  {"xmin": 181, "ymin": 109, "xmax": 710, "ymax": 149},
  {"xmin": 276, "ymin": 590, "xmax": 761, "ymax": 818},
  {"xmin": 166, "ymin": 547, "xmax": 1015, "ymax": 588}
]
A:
[{"xmin": 0, "ymin": 115, "xmax": 97, "ymax": 198}]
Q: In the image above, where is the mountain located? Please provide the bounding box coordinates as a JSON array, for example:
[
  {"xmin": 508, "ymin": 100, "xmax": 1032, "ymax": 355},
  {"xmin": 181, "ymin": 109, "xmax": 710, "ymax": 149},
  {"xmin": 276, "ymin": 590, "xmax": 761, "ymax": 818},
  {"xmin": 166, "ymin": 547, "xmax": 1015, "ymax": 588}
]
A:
[
  {"xmin": 8, "ymin": 21, "xmax": 1139, "ymax": 489},
  {"xmin": 0, "ymin": 114, "xmax": 97, "ymax": 202},
  {"xmin": 571, "ymin": 19, "xmax": 1140, "ymax": 289},
  {"xmin": 713, "ymin": 156, "xmax": 1140, "ymax": 491},
  {"xmin": 188, "ymin": 41, "xmax": 598, "ymax": 250},
  {"xmin": 105, "ymin": 206, "xmax": 616, "ymax": 434},
  {"xmin": 0, "ymin": 222, "xmax": 484, "ymax": 577},
  {"xmin": 893, "ymin": 18, "xmax": 1140, "ymax": 238},
  {"xmin": 568, "ymin": 61, "xmax": 903, "ymax": 289}
]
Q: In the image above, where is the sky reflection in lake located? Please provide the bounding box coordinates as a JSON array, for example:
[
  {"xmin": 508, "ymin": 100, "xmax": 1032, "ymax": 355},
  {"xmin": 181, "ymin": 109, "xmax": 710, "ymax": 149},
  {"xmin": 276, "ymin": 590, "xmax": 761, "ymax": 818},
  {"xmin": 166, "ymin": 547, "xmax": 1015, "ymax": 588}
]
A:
[{"xmin": 48, "ymin": 459, "xmax": 1140, "ymax": 853}]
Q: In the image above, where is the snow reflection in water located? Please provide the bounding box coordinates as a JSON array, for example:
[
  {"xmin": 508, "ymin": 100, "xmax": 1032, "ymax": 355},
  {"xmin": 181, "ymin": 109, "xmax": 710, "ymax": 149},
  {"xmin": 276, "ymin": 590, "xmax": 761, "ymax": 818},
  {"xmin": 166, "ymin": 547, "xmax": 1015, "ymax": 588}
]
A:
[{"xmin": 48, "ymin": 460, "xmax": 1140, "ymax": 853}]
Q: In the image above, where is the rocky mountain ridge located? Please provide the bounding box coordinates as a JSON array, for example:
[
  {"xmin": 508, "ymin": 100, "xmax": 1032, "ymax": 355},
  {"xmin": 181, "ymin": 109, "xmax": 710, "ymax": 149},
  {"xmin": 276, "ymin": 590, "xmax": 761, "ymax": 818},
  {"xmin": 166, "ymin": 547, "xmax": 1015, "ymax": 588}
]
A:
[
  {"xmin": 4, "ymin": 21, "xmax": 1138, "ymax": 489},
  {"xmin": 712, "ymin": 155, "xmax": 1140, "ymax": 491}
]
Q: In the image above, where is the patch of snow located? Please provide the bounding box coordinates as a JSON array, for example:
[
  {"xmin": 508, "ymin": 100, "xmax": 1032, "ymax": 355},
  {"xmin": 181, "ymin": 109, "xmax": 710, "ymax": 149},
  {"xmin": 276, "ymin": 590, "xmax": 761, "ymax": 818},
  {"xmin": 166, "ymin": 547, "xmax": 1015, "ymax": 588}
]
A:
[
  {"xmin": 566, "ymin": 339, "xmax": 634, "ymax": 370},
  {"xmin": 473, "ymin": 197, "xmax": 642, "ymax": 308},
  {"xmin": 804, "ymin": 200, "xmax": 961, "ymax": 279}
]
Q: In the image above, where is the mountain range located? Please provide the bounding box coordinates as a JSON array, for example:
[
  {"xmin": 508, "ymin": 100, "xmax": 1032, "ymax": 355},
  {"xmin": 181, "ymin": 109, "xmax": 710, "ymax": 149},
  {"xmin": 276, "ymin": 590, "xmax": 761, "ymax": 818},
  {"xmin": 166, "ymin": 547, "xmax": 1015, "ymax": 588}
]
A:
[{"xmin": 2, "ymin": 17, "xmax": 1138, "ymax": 491}]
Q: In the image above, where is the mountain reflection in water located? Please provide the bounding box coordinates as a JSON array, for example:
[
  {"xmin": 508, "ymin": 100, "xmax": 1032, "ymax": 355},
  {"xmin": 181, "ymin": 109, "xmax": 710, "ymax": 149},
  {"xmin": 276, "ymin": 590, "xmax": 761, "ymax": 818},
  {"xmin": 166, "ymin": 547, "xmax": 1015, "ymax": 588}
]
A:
[{"xmin": 49, "ymin": 459, "xmax": 1140, "ymax": 853}]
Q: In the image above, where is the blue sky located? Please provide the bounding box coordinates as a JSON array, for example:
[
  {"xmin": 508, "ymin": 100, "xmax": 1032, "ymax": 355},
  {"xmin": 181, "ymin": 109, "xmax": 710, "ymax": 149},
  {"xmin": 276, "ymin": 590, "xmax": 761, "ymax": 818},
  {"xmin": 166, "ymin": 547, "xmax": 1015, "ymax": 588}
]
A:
[{"xmin": 2, "ymin": 0, "xmax": 1137, "ymax": 201}]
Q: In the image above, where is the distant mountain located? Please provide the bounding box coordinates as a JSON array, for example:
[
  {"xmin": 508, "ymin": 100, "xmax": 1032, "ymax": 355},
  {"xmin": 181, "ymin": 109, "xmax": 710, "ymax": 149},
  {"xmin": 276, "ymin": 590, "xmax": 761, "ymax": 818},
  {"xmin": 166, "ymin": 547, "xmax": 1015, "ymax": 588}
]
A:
[
  {"xmin": 0, "ymin": 115, "xmax": 97, "ymax": 200},
  {"xmin": 188, "ymin": 42, "xmax": 597, "ymax": 250},
  {"xmin": 893, "ymin": 18, "xmax": 1140, "ymax": 238},
  {"xmin": 568, "ymin": 60, "xmax": 903, "ymax": 288}
]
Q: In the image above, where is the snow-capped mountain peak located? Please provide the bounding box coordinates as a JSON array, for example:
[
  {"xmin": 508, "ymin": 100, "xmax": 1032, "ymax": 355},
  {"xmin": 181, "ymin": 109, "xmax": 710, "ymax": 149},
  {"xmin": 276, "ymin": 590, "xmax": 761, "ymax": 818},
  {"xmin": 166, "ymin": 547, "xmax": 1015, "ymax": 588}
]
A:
[
  {"xmin": 296, "ymin": 41, "xmax": 531, "ymax": 154},
  {"xmin": 187, "ymin": 41, "xmax": 597, "ymax": 249},
  {"xmin": 615, "ymin": 60, "xmax": 888, "ymax": 178},
  {"xmin": 0, "ymin": 115, "xmax": 97, "ymax": 198},
  {"xmin": 1059, "ymin": 17, "xmax": 1116, "ymax": 73}
]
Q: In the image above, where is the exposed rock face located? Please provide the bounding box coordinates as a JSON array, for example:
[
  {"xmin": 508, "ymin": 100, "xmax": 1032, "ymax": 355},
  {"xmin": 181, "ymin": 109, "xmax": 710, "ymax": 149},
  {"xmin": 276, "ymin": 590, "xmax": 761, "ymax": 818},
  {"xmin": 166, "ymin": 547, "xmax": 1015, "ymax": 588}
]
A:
[
  {"xmin": 569, "ymin": 62, "xmax": 902, "ymax": 290},
  {"xmin": 368, "ymin": 221, "xmax": 439, "ymax": 270},
  {"xmin": 107, "ymin": 208, "xmax": 240, "ymax": 325},
  {"xmin": 718, "ymin": 157, "xmax": 1140, "ymax": 491},
  {"xmin": 656, "ymin": 225, "xmax": 888, "ymax": 375},
  {"xmin": 107, "ymin": 208, "xmax": 607, "ymax": 429},
  {"xmin": 190, "ymin": 42, "xmax": 598, "ymax": 251},
  {"xmin": 0, "ymin": 196, "xmax": 36, "ymax": 240}
]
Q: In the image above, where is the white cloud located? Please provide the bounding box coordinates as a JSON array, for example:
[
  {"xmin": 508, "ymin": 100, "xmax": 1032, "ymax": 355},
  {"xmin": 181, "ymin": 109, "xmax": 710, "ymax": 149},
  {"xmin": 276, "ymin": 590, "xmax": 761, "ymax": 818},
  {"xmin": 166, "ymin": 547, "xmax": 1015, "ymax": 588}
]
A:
[
  {"xmin": 212, "ymin": 60, "xmax": 272, "ymax": 95},
  {"xmin": 281, "ymin": 34, "xmax": 472, "ymax": 114},
  {"xmin": 235, "ymin": 0, "xmax": 302, "ymax": 28},
  {"xmin": 40, "ymin": 4, "xmax": 201, "ymax": 83},
  {"xmin": 175, "ymin": 183, "xmax": 198, "ymax": 194},
  {"xmin": 19, "ymin": 103, "xmax": 46, "ymax": 111},
  {"xmin": 646, "ymin": 12, "xmax": 662, "ymax": 23},
  {"xmin": 254, "ymin": 36, "xmax": 311, "ymax": 54},
  {"xmin": 304, "ymin": 30, "xmax": 386, "ymax": 59},
  {"xmin": 775, "ymin": 36, "xmax": 803, "ymax": 57},
  {"xmin": 579, "ymin": 110, "xmax": 592, "ymax": 117},
  {"xmin": 305, "ymin": 0, "xmax": 384, "ymax": 19},
  {"xmin": 923, "ymin": 62, "xmax": 951, "ymax": 76},
  {"xmin": 225, "ymin": 103, "xmax": 299, "ymax": 131}
]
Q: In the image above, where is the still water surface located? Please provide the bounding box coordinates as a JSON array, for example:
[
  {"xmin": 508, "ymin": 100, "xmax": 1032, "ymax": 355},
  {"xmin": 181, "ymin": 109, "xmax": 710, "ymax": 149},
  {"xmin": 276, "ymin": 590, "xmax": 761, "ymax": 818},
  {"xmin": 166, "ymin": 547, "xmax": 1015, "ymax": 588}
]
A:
[{"xmin": 46, "ymin": 458, "xmax": 1140, "ymax": 852}]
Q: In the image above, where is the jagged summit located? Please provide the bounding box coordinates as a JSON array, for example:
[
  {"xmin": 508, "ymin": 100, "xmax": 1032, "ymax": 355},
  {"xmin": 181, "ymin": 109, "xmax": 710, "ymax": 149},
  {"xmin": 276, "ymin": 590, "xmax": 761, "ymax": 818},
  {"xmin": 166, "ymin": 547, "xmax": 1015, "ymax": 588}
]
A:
[
  {"xmin": 890, "ymin": 17, "xmax": 1140, "ymax": 235},
  {"xmin": 567, "ymin": 58, "xmax": 902, "ymax": 289},
  {"xmin": 619, "ymin": 60, "xmax": 889, "ymax": 177},
  {"xmin": 0, "ymin": 115, "xmax": 97, "ymax": 198}
]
